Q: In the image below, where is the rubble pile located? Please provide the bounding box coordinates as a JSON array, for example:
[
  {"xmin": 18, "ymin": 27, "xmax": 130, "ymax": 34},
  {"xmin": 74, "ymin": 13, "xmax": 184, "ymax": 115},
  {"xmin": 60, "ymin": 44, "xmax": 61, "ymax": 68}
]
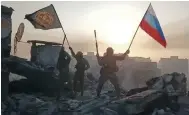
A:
[
  {"xmin": 2, "ymin": 72, "xmax": 186, "ymax": 115},
  {"xmin": 146, "ymin": 72, "xmax": 187, "ymax": 96},
  {"xmin": 151, "ymin": 108, "xmax": 176, "ymax": 115},
  {"xmin": 2, "ymin": 93, "xmax": 82, "ymax": 115}
]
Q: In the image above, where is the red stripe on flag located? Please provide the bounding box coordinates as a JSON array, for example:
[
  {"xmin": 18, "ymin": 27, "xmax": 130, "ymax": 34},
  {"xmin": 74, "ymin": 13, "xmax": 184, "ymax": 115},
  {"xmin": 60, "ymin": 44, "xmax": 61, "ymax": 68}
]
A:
[{"xmin": 140, "ymin": 19, "xmax": 167, "ymax": 48}]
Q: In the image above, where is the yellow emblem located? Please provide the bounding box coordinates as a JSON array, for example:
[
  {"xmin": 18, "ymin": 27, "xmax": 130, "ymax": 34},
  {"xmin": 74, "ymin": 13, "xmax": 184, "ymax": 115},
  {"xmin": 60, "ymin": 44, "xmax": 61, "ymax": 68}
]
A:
[{"xmin": 35, "ymin": 11, "xmax": 54, "ymax": 28}]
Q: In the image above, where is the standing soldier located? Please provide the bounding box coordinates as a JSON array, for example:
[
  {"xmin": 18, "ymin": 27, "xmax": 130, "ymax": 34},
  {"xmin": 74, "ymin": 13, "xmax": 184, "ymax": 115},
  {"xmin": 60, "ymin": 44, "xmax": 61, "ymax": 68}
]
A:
[
  {"xmin": 56, "ymin": 47, "xmax": 71, "ymax": 100},
  {"xmin": 69, "ymin": 47, "xmax": 90, "ymax": 96},
  {"xmin": 96, "ymin": 47, "xmax": 130, "ymax": 99}
]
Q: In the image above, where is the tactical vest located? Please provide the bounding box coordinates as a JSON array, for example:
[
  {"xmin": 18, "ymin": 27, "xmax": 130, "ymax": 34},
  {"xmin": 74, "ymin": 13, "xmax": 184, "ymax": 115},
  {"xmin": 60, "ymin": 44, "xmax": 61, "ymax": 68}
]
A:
[{"xmin": 101, "ymin": 56, "xmax": 119, "ymax": 74}]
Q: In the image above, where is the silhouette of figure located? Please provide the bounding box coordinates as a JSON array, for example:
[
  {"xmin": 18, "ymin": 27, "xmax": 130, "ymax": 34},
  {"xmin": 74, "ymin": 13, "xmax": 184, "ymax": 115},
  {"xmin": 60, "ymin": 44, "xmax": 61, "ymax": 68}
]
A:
[
  {"xmin": 69, "ymin": 47, "xmax": 90, "ymax": 96},
  {"xmin": 96, "ymin": 47, "xmax": 130, "ymax": 98},
  {"xmin": 56, "ymin": 47, "xmax": 71, "ymax": 100}
]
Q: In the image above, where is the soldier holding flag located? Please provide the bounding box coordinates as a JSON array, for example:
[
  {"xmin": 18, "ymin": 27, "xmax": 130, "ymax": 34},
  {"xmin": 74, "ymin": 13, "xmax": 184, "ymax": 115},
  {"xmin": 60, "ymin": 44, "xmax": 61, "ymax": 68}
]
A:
[
  {"xmin": 25, "ymin": 4, "xmax": 72, "ymax": 99},
  {"xmin": 56, "ymin": 47, "xmax": 71, "ymax": 99},
  {"xmin": 94, "ymin": 2, "xmax": 167, "ymax": 99},
  {"xmin": 96, "ymin": 48, "xmax": 130, "ymax": 98},
  {"xmin": 94, "ymin": 30, "xmax": 130, "ymax": 99}
]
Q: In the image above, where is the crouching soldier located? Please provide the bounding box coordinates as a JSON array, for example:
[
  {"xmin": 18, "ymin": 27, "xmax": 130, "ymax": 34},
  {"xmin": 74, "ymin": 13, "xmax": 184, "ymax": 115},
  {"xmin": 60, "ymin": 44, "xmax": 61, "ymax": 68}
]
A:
[
  {"xmin": 96, "ymin": 47, "xmax": 130, "ymax": 99},
  {"xmin": 69, "ymin": 47, "xmax": 90, "ymax": 96}
]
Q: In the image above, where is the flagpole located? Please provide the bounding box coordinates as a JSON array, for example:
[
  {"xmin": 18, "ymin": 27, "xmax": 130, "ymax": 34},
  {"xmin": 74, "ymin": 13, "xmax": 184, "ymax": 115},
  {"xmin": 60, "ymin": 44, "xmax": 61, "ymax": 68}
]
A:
[
  {"xmin": 128, "ymin": 3, "xmax": 151, "ymax": 50},
  {"xmin": 61, "ymin": 28, "xmax": 70, "ymax": 46},
  {"xmin": 51, "ymin": 4, "xmax": 70, "ymax": 47}
]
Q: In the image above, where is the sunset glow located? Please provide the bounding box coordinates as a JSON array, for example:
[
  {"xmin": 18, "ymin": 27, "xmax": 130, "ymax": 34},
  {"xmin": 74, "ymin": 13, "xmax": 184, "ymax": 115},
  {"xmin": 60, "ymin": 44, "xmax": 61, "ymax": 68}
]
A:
[
  {"xmin": 88, "ymin": 4, "xmax": 142, "ymax": 45},
  {"xmin": 2, "ymin": 1, "xmax": 189, "ymax": 62},
  {"xmin": 104, "ymin": 19, "xmax": 134, "ymax": 45}
]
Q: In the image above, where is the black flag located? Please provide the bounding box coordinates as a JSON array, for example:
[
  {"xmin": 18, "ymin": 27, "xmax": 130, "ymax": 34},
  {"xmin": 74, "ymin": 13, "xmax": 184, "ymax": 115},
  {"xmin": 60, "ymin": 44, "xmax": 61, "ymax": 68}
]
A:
[{"xmin": 25, "ymin": 4, "xmax": 61, "ymax": 30}]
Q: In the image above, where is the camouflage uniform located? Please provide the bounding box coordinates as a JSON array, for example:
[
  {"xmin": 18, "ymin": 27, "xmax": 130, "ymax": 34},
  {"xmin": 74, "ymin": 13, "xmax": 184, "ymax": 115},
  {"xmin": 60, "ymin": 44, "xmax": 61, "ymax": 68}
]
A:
[
  {"xmin": 96, "ymin": 47, "xmax": 129, "ymax": 98},
  {"xmin": 69, "ymin": 47, "xmax": 90, "ymax": 96}
]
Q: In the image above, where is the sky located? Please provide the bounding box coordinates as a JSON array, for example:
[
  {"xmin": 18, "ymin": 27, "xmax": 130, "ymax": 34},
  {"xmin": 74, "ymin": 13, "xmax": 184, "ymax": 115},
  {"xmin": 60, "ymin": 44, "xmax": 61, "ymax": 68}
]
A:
[{"xmin": 2, "ymin": 1, "xmax": 189, "ymax": 61}]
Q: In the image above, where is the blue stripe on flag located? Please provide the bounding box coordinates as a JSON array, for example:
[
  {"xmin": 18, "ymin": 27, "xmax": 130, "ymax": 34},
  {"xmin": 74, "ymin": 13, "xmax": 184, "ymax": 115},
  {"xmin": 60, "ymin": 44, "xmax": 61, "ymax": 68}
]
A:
[{"xmin": 144, "ymin": 12, "xmax": 165, "ymax": 40}]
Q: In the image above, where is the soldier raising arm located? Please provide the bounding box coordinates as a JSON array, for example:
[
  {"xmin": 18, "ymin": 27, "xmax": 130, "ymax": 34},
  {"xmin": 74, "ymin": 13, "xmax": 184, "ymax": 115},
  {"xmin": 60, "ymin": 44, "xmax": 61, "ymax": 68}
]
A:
[
  {"xmin": 96, "ymin": 47, "xmax": 130, "ymax": 99},
  {"xmin": 69, "ymin": 47, "xmax": 90, "ymax": 96},
  {"xmin": 96, "ymin": 52, "xmax": 103, "ymax": 66},
  {"xmin": 56, "ymin": 47, "xmax": 71, "ymax": 100},
  {"xmin": 96, "ymin": 49, "xmax": 130, "ymax": 67},
  {"xmin": 57, "ymin": 47, "xmax": 71, "ymax": 70}
]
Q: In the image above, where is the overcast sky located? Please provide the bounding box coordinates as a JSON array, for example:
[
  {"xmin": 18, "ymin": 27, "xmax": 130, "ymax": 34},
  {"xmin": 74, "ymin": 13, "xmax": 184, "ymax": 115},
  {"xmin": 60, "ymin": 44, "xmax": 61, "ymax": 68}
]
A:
[{"xmin": 2, "ymin": 1, "xmax": 189, "ymax": 61}]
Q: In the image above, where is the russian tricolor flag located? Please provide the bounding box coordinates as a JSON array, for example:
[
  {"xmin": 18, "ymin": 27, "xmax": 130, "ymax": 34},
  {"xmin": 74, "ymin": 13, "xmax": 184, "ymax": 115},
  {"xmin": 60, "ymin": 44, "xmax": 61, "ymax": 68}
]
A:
[{"xmin": 140, "ymin": 4, "xmax": 167, "ymax": 48}]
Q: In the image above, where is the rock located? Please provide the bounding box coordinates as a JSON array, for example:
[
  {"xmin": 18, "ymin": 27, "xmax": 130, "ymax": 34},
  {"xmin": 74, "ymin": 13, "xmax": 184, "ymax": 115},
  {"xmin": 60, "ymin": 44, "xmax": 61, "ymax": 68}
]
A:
[
  {"xmin": 157, "ymin": 109, "xmax": 165, "ymax": 115},
  {"xmin": 126, "ymin": 87, "xmax": 148, "ymax": 96},
  {"xmin": 4, "ymin": 62, "xmax": 186, "ymax": 115},
  {"xmin": 77, "ymin": 95, "xmax": 111, "ymax": 114},
  {"xmin": 40, "ymin": 104, "xmax": 58, "ymax": 115},
  {"xmin": 165, "ymin": 85, "xmax": 175, "ymax": 94},
  {"xmin": 151, "ymin": 108, "xmax": 158, "ymax": 115},
  {"xmin": 151, "ymin": 108, "xmax": 176, "ymax": 115},
  {"xmin": 162, "ymin": 74, "xmax": 173, "ymax": 83},
  {"xmin": 66, "ymin": 100, "xmax": 81, "ymax": 109},
  {"xmin": 146, "ymin": 72, "xmax": 187, "ymax": 96},
  {"xmin": 100, "ymin": 107, "xmax": 118, "ymax": 115},
  {"xmin": 151, "ymin": 77, "xmax": 164, "ymax": 90},
  {"xmin": 116, "ymin": 89, "xmax": 168, "ymax": 115}
]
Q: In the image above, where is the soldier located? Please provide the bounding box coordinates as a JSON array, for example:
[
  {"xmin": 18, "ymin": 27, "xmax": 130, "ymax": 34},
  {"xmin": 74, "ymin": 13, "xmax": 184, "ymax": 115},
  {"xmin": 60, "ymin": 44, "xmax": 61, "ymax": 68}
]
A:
[
  {"xmin": 56, "ymin": 47, "xmax": 71, "ymax": 100},
  {"xmin": 96, "ymin": 47, "xmax": 130, "ymax": 99},
  {"xmin": 69, "ymin": 47, "xmax": 90, "ymax": 96}
]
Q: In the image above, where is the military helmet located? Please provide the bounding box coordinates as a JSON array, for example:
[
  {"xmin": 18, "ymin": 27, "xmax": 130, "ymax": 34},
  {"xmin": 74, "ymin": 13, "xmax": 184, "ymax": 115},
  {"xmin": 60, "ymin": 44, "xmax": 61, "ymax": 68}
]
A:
[
  {"xmin": 76, "ymin": 51, "xmax": 83, "ymax": 58},
  {"xmin": 106, "ymin": 47, "xmax": 114, "ymax": 55}
]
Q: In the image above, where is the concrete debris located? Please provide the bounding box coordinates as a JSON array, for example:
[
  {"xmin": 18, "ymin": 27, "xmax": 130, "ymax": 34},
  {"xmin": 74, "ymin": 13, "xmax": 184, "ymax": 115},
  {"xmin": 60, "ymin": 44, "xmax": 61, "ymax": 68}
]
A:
[
  {"xmin": 151, "ymin": 108, "xmax": 176, "ymax": 115},
  {"xmin": 100, "ymin": 107, "xmax": 118, "ymax": 115},
  {"xmin": 146, "ymin": 72, "xmax": 187, "ymax": 96},
  {"xmin": 3, "ymin": 71, "xmax": 186, "ymax": 115}
]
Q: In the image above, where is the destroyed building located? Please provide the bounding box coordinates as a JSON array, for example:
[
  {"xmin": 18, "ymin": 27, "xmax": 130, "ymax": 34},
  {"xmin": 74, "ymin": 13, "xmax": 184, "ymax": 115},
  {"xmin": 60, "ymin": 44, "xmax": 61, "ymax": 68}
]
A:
[
  {"xmin": 5, "ymin": 40, "xmax": 64, "ymax": 96},
  {"xmin": 1, "ymin": 5, "xmax": 14, "ymax": 102},
  {"xmin": 27, "ymin": 40, "xmax": 62, "ymax": 67},
  {"xmin": 117, "ymin": 57, "xmax": 161, "ymax": 89},
  {"xmin": 159, "ymin": 56, "xmax": 189, "ymax": 89},
  {"xmin": 159, "ymin": 56, "xmax": 189, "ymax": 76}
]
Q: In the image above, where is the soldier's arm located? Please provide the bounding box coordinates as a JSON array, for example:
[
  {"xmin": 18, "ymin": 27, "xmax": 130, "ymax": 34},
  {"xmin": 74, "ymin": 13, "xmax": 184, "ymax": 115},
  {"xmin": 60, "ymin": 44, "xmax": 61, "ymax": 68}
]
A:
[
  {"xmin": 69, "ymin": 47, "xmax": 76, "ymax": 58},
  {"xmin": 84, "ymin": 58, "xmax": 90, "ymax": 70},
  {"xmin": 65, "ymin": 51, "xmax": 71, "ymax": 66},
  {"xmin": 115, "ymin": 53, "xmax": 127, "ymax": 60},
  {"xmin": 96, "ymin": 54, "xmax": 103, "ymax": 66},
  {"xmin": 115, "ymin": 50, "xmax": 130, "ymax": 61}
]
